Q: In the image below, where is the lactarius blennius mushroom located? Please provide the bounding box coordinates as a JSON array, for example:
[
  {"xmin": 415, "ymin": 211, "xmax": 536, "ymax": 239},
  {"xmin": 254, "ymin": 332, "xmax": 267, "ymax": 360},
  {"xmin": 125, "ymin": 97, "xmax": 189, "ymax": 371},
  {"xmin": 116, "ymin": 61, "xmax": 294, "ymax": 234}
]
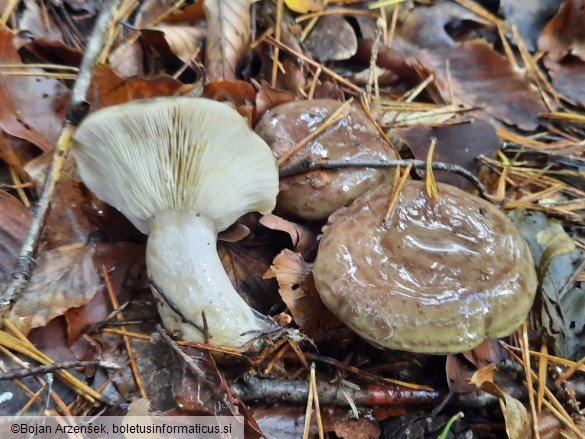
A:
[
  {"xmin": 72, "ymin": 97, "xmax": 279, "ymax": 347},
  {"xmin": 255, "ymin": 99, "xmax": 398, "ymax": 220},
  {"xmin": 313, "ymin": 182, "xmax": 537, "ymax": 354}
]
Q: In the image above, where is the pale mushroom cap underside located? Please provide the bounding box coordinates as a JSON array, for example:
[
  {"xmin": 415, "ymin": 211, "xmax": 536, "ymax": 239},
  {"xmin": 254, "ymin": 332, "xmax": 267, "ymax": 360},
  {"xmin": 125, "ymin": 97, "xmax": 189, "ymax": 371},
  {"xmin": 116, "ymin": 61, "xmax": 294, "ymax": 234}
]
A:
[
  {"xmin": 313, "ymin": 181, "xmax": 538, "ymax": 354},
  {"xmin": 72, "ymin": 97, "xmax": 279, "ymax": 234}
]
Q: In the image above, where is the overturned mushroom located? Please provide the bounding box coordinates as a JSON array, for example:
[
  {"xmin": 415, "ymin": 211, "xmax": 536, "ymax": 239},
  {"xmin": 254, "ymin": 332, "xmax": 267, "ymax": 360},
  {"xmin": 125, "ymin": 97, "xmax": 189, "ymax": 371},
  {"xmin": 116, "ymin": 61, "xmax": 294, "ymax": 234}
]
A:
[
  {"xmin": 313, "ymin": 182, "xmax": 537, "ymax": 354},
  {"xmin": 255, "ymin": 99, "xmax": 398, "ymax": 220},
  {"xmin": 72, "ymin": 97, "xmax": 279, "ymax": 347}
]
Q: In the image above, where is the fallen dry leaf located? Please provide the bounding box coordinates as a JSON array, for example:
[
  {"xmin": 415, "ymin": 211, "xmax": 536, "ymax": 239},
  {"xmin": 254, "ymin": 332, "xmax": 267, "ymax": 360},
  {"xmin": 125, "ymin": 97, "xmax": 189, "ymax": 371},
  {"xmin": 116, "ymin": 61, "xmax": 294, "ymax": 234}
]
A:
[
  {"xmin": 0, "ymin": 28, "xmax": 67, "ymax": 151},
  {"xmin": 254, "ymin": 80, "xmax": 296, "ymax": 121},
  {"xmin": 204, "ymin": 80, "xmax": 256, "ymax": 107},
  {"xmin": 0, "ymin": 191, "xmax": 31, "ymax": 286},
  {"xmin": 264, "ymin": 249, "xmax": 339, "ymax": 338},
  {"xmin": 304, "ymin": 15, "xmax": 357, "ymax": 62},
  {"xmin": 7, "ymin": 243, "xmax": 100, "ymax": 335},
  {"xmin": 172, "ymin": 346, "xmax": 264, "ymax": 438},
  {"xmin": 470, "ymin": 364, "xmax": 532, "ymax": 439},
  {"xmin": 18, "ymin": 0, "xmax": 63, "ymax": 42},
  {"xmin": 538, "ymin": 0, "xmax": 585, "ymax": 61},
  {"xmin": 415, "ymin": 41, "xmax": 547, "ymax": 130},
  {"xmin": 150, "ymin": 25, "xmax": 205, "ymax": 65},
  {"xmin": 204, "ymin": 0, "xmax": 252, "ymax": 82},
  {"xmin": 218, "ymin": 240, "xmax": 279, "ymax": 314},
  {"xmin": 259, "ymin": 214, "xmax": 317, "ymax": 258},
  {"xmin": 64, "ymin": 242, "xmax": 146, "ymax": 345},
  {"xmin": 542, "ymin": 56, "xmax": 585, "ymax": 106},
  {"xmin": 398, "ymin": 119, "xmax": 500, "ymax": 190}
]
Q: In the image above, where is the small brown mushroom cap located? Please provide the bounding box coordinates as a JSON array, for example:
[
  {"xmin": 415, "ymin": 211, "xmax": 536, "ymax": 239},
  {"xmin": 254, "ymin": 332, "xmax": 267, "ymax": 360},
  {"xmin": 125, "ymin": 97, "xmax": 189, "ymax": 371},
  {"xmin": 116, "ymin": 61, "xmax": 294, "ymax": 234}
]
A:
[
  {"xmin": 313, "ymin": 182, "xmax": 537, "ymax": 354},
  {"xmin": 255, "ymin": 99, "xmax": 398, "ymax": 220}
]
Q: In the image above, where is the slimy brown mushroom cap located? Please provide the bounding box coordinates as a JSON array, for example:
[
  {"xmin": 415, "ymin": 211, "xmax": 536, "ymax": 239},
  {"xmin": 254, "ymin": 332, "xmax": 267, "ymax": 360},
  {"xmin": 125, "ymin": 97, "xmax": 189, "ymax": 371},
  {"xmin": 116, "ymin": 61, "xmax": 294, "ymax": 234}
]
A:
[
  {"xmin": 313, "ymin": 182, "xmax": 537, "ymax": 354},
  {"xmin": 255, "ymin": 99, "xmax": 398, "ymax": 220}
]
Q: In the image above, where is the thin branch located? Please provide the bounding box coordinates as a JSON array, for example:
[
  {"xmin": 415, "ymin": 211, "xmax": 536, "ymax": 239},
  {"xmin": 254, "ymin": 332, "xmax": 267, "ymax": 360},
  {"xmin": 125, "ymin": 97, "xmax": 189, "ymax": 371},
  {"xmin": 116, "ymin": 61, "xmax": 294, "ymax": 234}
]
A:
[
  {"xmin": 0, "ymin": 361, "xmax": 104, "ymax": 382},
  {"xmin": 279, "ymin": 159, "xmax": 490, "ymax": 200},
  {"xmin": 1, "ymin": 0, "xmax": 121, "ymax": 312},
  {"xmin": 148, "ymin": 278, "xmax": 207, "ymax": 336}
]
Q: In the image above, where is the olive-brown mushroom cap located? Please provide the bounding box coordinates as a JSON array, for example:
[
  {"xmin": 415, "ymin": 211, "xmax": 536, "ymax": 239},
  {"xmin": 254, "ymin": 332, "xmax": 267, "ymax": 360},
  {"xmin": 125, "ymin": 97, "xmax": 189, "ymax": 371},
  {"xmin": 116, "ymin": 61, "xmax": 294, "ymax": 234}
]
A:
[
  {"xmin": 255, "ymin": 99, "xmax": 398, "ymax": 220},
  {"xmin": 313, "ymin": 182, "xmax": 537, "ymax": 354}
]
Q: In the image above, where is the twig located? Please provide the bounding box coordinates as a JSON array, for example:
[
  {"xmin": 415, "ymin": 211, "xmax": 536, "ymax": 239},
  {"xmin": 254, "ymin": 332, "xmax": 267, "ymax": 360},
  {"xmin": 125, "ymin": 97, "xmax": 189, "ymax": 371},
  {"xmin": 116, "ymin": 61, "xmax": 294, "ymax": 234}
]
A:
[
  {"xmin": 0, "ymin": 361, "xmax": 101, "ymax": 382},
  {"xmin": 263, "ymin": 35, "xmax": 361, "ymax": 94},
  {"xmin": 148, "ymin": 277, "xmax": 206, "ymax": 335},
  {"xmin": 103, "ymin": 265, "xmax": 148, "ymax": 399},
  {"xmin": 232, "ymin": 375, "xmax": 585, "ymax": 409},
  {"xmin": 279, "ymin": 159, "xmax": 490, "ymax": 199},
  {"xmin": 1, "ymin": 0, "xmax": 121, "ymax": 312}
]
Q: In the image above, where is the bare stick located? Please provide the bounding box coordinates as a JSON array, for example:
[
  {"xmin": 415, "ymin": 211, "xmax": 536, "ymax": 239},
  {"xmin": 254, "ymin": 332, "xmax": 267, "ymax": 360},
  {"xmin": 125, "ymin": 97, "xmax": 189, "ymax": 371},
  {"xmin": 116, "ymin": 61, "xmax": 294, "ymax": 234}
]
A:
[
  {"xmin": 0, "ymin": 361, "xmax": 103, "ymax": 381},
  {"xmin": 148, "ymin": 278, "xmax": 207, "ymax": 335},
  {"xmin": 1, "ymin": 0, "xmax": 121, "ymax": 310},
  {"xmin": 279, "ymin": 159, "xmax": 490, "ymax": 200}
]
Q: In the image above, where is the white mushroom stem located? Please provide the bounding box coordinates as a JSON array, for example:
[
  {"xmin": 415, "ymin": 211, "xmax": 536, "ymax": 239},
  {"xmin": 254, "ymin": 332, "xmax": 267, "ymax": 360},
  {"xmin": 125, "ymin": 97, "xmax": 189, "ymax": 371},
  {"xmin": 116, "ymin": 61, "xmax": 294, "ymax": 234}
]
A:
[{"xmin": 146, "ymin": 211, "xmax": 266, "ymax": 347}]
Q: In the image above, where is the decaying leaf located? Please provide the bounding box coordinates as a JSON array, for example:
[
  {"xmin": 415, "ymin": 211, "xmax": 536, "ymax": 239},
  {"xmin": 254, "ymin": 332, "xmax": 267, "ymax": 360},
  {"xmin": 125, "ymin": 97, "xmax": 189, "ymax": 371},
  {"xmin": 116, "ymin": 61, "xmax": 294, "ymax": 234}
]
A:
[
  {"xmin": 0, "ymin": 191, "xmax": 31, "ymax": 286},
  {"xmin": 397, "ymin": 119, "xmax": 500, "ymax": 190},
  {"xmin": 512, "ymin": 210, "xmax": 585, "ymax": 359},
  {"xmin": 415, "ymin": 41, "xmax": 547, "ymax": 130},
  {"xmin": 64, "ymin": 242, "xmax": 146, "ymax": 345},
  {"xmin": 254, "ymin": 81, "xmax": 296, "ymax": 121},
  {"xmin": 538, "ymin": 0, "xmax": 585, "ymax": 61},
  {"xmin": 264, "ymin": 249, "xmax": 339, "ymax": 338},
  {"xmin": 0, "ymin": 28, "xmax": 67, "ymax": 151},
  {"xmin": 542, "ymin": 55, "xmax": 585, "ymax": 106},
  {"xmin": 150, "ymin": 25, "xmax": 205, "ymax": 65},
  {"xmin": 218, "ymin": 241, "xmax": 279, "ymax": 314},
  {"xmin": 173, "ymin": 347, "xmax": 264, "ymax": 438},
  {"xmin": 470, "ymin": 364, "xmax": 531, "ymax": 439},
  {"xmin": 204, "ymin": 0, "xmax": 252, "ymax": 82},
  {"xmin": 303, "ymin": 15, "xmax": 357, "ymax": 62},
  {"xmin": 7, "ymin": 243, "xmax": 100, "ymax": 335},
  {"xmin": 259, "ymin": 214, "xmax": 317, "ymax": 257}
]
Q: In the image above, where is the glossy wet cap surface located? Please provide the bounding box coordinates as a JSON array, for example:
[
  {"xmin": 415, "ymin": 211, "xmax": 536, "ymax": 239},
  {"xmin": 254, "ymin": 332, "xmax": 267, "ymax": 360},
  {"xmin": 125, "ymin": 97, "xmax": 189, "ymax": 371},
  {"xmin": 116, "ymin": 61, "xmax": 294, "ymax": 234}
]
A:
[
  {"xmin": 255, "ymin": 99, "xmax": 397, "ymax": 220},
  {"xmin": 313, "ymin": 182, "xmax": 538, "ymax": 354}
]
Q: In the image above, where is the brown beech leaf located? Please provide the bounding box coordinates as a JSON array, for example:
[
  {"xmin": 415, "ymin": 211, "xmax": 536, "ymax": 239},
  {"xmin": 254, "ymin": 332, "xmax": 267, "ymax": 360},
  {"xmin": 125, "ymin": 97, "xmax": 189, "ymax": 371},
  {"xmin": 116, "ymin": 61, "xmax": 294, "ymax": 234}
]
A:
[
  {"xmin": 264, "ymin": 249, "xmax": 339, "ymax": 338},
  {"xmin": 149, "ymin": 25, "xmax": 205, "ymax": 64},
  {"xmin": 398, "ymin": 119, "xmax": 500, "ymax": 190},
  {"xmin": 543, "ymin": 56, "xmax": 585, "ymax": 106},
  {"xmin": 259, "ymin": 214, "xmax": 317, "ymax": 258},
  {"xmin": 19, "ymin": 0, "xmax": 63, "ymax": 42},
  {"xmin": 254, "ymin": 81, "xmax": 296, "ymax": 122},
  {"xmin": 0, "ymin": 191, "xmax": 31, "ymax": 286},
  {"xmin": 304, "ymin": 15, "xmax": 357, "ymax": 62},
  {"xmin": 470, "ymin": 364, "xmax": 531, "ymax": 438},
  {"xmin": 204, "ymin": 0, "xmax": 252, "ymax": 82},
  {"xmin": 204, "ymin": 80, "xmax": 256, "ymax": 107},
  {"xmin": 218, "ymin": 241, "xmax": 279, "ymax": 314},
  {"xmin": 173, "ymin": 347, "xmax": 264, "ymax": 438},
  {"xmin": 7, "ymin": 243, "xmax": 100, "ymax": 335},
  {"xmin": 65, "ymin": 242, "xmax": 146, "ymax": 345},
  {"xmin": 20, "ymin": 39, "xmax": 188, "ymax": 109},
  {"xmin": 415, "ymin": 41, "xmax": 547, "ymax": 130},
  {"xmin": 0, "ymin": 28, "xmax": 68, "ymax": 151},
  {"xmin": 538, "ymin": 0, "xmax": 585, "ymax": 61}
]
